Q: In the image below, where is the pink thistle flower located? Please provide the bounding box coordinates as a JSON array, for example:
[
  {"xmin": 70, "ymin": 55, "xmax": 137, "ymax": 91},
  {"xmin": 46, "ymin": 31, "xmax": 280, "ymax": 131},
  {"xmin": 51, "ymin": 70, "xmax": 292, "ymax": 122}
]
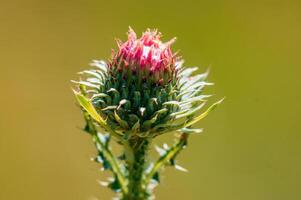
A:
[
  {"xmin": 112, "ymin": 27, "xmax": 177, "ymax": 84},
  {"xmin": 73, "ymin": 27, "xmax": 222, "ymax": 200}
]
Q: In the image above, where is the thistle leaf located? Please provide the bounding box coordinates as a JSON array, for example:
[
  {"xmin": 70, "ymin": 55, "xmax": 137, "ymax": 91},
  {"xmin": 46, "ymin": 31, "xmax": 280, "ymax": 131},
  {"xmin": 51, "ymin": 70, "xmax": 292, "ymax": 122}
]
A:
[
  {"xmin": 163, "ymin": 101, "xmax": 180, "ymax": 106},
  {"xmin": 97, "ymin": 133, "xmax": 110, "ymax": 146},
  {"xmin": 91, "ymin": 93, "xmax": 110, "ymax": 99},
  {"xmin": 169, "ymin": 108, "xmax": 190, "ymax": 117},
  {"xmin": 180, "ymin": 127, "xmax": 203, "ymax": 134},
  {"xmin": 114, "ymin": 111, "xmax": 129, "ymax": 129},
  {"xmin": 182, "ymin": 81, "xmax": 212, "ymax": 91},
  {"xmin": 96, "ymin": 152, "xmax": 111, "ymax": 170},
  {"xmin": 155, "ymin": 145, "xmax": 166, "ymax": 156},
  {"xmin": 107, "ymin": 88, "xmax": 120, "ymax": 94},
  {"xmin": 175, "ymin": 103, "xmax": 206, "ymax": 119},
  {"xmin": 153, "ymin": 108, "xmax": 168, "ymax": 116},
  {"xmin": 149, "ymin": 98, "xmax": 158, "ymax": 105},
  {"xmin": 72, "ymin": 80, "xmax": 100, "ymax": 90},
  {"xmin": 79, "ymin": 70, "xmax": 103, "ymax": 80},
  {"xmin": 118, "ymin": 99, "xmax": 131, "ymax": 110},
  {"xmin": 142, "ymin": 114, "xmax": 158, "ymax": 129},
  {"xmin": 86, "ymin": 77, "xmax": 102, "ymax": 84},
  {"xmin": 73, "ymin": 91, "xmax": 106, "ymax": 125},
  {"xmin": 90, "ymin": 60, "xmax": 108, "ymax": 72},
  {"xmin": 180, "ymin": 95, "xmax": 211, "ymax": 105},
  {"xmin": 184, "ymin": 98, "xmax": 224, "ymax": 127},
  {"xmin": 102, "ymin": 106, "xmax": 118, "ymax": 111},
  {"xmin": 174, "ymin": 164, "xmax": 188, "ymax": 172},
  {"xmin": 178, "ymin": 67, "xmax": 198, "ymax": 77},
  {"xmin": 107, "ymin": 176, "xmax": 122, "ymax": 192}
]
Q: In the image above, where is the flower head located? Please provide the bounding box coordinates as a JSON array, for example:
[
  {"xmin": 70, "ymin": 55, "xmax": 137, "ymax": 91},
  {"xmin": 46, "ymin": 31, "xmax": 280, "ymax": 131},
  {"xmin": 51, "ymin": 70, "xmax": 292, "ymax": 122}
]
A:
[
  {"xmin": 112, "ymin": 28, "xmax": 177, "ymax": 84},
  {"xmin": 74, "ymin": 27, "xmax": 220, "ymax": 139}
]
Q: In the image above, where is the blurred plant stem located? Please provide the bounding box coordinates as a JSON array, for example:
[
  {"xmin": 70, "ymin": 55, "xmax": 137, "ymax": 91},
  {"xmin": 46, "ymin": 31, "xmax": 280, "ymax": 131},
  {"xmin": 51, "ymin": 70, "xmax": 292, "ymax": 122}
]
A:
[{"xmin": 123, "ymin": 138, "xmax": 150, "ymax": 200}]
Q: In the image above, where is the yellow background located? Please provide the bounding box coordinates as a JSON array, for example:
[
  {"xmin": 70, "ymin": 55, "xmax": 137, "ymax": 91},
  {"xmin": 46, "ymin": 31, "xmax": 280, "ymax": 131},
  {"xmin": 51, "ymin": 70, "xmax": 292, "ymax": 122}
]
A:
[{"xmin": 0, "ymin": 0, "xmax": 300, "ymax": 199}]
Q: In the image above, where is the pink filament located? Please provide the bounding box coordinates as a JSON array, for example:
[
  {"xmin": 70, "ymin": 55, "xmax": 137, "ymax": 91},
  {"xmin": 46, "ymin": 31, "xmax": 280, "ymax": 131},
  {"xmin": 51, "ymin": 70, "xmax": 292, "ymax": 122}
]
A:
[{"xmin": 117, "ymin": 27, "xmax": 176, "ymax": 73}]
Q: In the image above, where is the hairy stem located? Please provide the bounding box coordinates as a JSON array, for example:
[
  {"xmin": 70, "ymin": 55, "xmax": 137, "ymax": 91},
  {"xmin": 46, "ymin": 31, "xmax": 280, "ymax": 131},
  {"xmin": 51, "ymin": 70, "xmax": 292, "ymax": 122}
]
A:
[{"xmin": 123, "ymin": 138, "xmax": 150, "ymax": 200}]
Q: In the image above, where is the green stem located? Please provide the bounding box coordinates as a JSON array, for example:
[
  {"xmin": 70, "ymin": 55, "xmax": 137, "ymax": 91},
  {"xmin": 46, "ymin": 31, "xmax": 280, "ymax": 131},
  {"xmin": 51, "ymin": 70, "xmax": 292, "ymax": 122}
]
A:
[{"xmin": 123, "ymin": 138, "xmax": 150, "ymax": 200}]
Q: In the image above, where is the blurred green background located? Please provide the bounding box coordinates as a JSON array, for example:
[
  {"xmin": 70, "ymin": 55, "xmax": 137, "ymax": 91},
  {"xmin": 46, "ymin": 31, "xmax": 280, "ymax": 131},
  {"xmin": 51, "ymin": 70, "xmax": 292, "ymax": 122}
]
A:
[{"xmin": 0, "ymin": 0, "xmax": 300, "ymax": 199}]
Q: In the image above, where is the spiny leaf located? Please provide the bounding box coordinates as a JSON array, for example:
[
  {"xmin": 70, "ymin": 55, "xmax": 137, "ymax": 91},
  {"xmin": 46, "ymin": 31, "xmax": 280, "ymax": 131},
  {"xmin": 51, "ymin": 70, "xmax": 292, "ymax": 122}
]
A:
[
  {"xmin": 72, "ymin": 80, "xmax": 99, "ymax": 90},
  {"xmin": 182, "ymin": 81, "xmax": 213, "ymax": 91},
  {"xmin": 73, "ymin": 91, "xmax": 106, "ymax": 124},
  {"xmin": 102, "ymin": 106, "xmax": 118, "ymax": 111},
  {"xmin": 107, "ymin": 88, "xmax": 120, "ymax": 94},
  {"xmin": 118, "ymin": 99, "xmax": 131, "ymax": 110},
  {"xmin": 123, "ymin": 119, "xmax": 139, "ymax": 139},
  {"xmin": 86, "ymin": 77, "xmax": 102, "ymax": 84},
  {"xmin": 90, "ymin": 60, "xmax": 108, "ymax": 72},
  {"xmin": 180, "ymin": 95, "xmax": 211, "ymax": 105},
  {"xmin": 175, "ymin": 103, "xmax": 205, "ymax": 119},
  {"xmin": 144, "ymin": 133, "xmax": 189, "ymax": 185},
  {"xmin": 96, "ymin": 152, "xmax": 111, "ymax": 170},
  {"xmin": 74, "ymin": 91, "xmax": 123, "ymax": 140},
  {"xmin": 142, "ymin": 114, "xmax": 158, "ymax": 129},
  {"xmin": 78, "ymin": 70, "xmax": 103, "ymax": 80},
  {"xmin": 163, "ymin": 101, "xmax": 180, "ymax": 106},
  {"xmin": 184, "ymin": 72, "xmax": 209, "ymax": 86},
  {"xmin": 114, "ymin": 111, "xmax": 129, "ymax": 129},
  {"xmin": 149, "ymin": 98, "xmax": 158, "ymax": 105},
  {"xmin": 107, "ymin": 176, "xmax": 122, "ymax": 192},
  {"xmin": 163, "ymin": 143, "xmax": 169, "ymax": 150},
  {"xmin": 177, "ymin": 86, "xmax": 208, "ymax": 99},
  {"xmin": 99, "ymin": 180, "xmax": 109, "ymax": 187},
  {"xmin": 184, "ymin": 98, "xmax": 224, "ymax": 127},
  {"xmin": 180, "ymin": 127, "xmax": 203, "ymax": 134},
  {"xmin": 93, "ymin": 98, "xmax": 105, "ymax": 105},
  {"xmin": 155, "ymin": 145, "xmax": 166, "ymax": 156},
  {"xmin": 178, "ymin": 67, "xmax": 198, "ymax": 77},
  {"xmin": 153, "ymin": 108, "xmax": 168, "ymax": 116},
  {"xmin": 97, "ymin": 133, "xmax": 110, "ymax": 147},
  {"xmin": 91, "ymin": 93, "xmax": 110, "ymax": 99},
  {"xmin": 169, "ymin": 108, "xmax": 190, "ymax": 117},
  {"xmin": 174, "ymin": 164, "xmax": 188, "ymax": 172}
]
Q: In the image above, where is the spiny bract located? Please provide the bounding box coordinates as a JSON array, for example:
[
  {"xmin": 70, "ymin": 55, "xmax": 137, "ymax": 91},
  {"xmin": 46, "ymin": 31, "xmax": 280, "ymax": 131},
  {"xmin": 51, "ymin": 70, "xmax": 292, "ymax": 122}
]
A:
[{"xmin": 74, "ymin": 27, "xmax": 218, "ymax": 140}]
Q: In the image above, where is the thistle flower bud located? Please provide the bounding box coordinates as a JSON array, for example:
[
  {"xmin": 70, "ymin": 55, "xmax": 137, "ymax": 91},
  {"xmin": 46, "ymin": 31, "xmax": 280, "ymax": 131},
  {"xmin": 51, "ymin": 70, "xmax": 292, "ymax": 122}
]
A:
[
  {"xmin": 73, "ymin": 27, "xmax": 222, "ymax": 199},
  {"xmin": 74, "ymin": 27, "xmax": 221, "ymax": 140}
]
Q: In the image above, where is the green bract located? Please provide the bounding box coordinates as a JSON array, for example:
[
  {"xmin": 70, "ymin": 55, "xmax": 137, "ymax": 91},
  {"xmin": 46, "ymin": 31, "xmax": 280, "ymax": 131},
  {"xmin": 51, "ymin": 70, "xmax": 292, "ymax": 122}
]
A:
[{"xmin": 74, "ymin": 59, "xmax": 222, "ymax": 139}]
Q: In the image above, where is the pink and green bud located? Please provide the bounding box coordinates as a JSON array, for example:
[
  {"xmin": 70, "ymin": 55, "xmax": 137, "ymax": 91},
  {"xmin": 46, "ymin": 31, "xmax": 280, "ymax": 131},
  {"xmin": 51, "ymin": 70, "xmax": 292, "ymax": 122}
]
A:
[
  {"xmin": 73, "ymin": 27, "xmax": 221, "ymax": 200},
  {"xmin": 74, "ymin": 27, "xmax": 218, "ymax": 137}
]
